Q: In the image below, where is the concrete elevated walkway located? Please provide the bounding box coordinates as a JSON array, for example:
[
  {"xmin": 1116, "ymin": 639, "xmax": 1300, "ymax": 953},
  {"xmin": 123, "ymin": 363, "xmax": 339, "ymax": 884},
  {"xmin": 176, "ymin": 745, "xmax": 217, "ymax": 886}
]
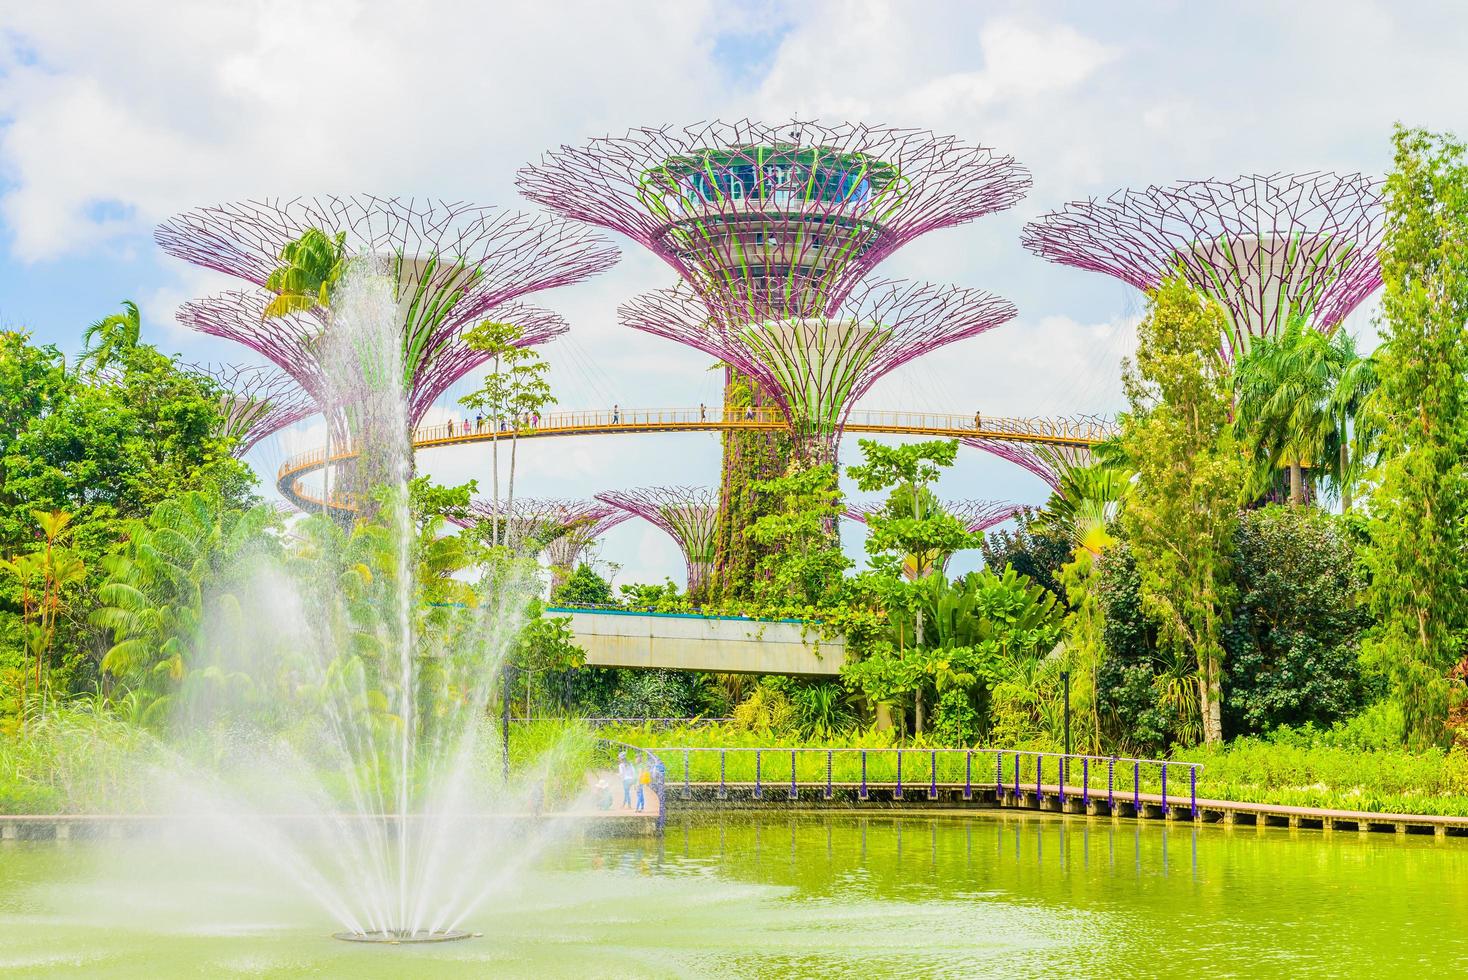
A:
[{"xmin": 547, "ymin": 607, "xmax": 844, "ymax": 676}]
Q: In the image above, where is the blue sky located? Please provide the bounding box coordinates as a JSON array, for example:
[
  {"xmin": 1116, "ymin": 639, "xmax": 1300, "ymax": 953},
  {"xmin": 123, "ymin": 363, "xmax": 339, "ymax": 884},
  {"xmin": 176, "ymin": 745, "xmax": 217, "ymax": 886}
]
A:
[{"xmin": 2, "ymin": 0, "xmax": 1465, "ymax": 587}]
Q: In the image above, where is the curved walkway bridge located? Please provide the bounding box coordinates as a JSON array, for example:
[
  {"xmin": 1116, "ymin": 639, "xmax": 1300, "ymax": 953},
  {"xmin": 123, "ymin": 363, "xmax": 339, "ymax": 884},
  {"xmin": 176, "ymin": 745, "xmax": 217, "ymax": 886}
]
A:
[{"xmin": 276, "ymin": 406, "xmax": 1116, "ymax": 510}]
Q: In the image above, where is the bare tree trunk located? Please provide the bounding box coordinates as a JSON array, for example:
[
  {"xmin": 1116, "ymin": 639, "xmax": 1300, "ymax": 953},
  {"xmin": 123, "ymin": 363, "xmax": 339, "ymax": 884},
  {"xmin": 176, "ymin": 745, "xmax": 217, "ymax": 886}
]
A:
[
  {"xmin": 1289, "ymin": 461, "xmax": 1304, "ymax": 507},
  {"xmin": 507, "ymin": 430, "xmax": 519, "ymax": 549},
  {"xmin": 914, "ymin": 688, "xmax": 925, "ymax": 736},
  {"xmin": 491, "ymin": 417, "xmax": 501, "ymax": 547},
  {"xmin": 1199, "ymin": 653, "xmax": 1224, "ymax": 744},
  {"xmin": 875, "ymin": 702, "xmax": 893, "ymax": 731},
  {"xmin": 1340, "ymin": 441, "xmax": 1352, "ymax": 512}
]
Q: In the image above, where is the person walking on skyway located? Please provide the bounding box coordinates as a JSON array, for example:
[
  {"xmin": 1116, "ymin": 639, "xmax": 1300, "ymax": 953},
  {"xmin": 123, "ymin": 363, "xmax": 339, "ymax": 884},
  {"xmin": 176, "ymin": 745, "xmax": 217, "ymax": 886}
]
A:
[{"xmin": 612, "ymin": 404, "xmax": 619, "ymax": 424}]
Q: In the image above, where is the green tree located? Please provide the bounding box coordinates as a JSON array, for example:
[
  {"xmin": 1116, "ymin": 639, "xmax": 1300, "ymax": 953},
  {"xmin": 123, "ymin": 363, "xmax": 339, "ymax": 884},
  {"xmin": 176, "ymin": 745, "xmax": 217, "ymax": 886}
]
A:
[
  {"xmin": 459, "ymin": 320, "xmax": 555, "ymax": 548},
  {"xmin": 1363, "ymin": 127, "xmax": 1468, "ymax": 748},
  {"xmin": 263, "ymin": 228, "xmax": 348, "ymax": 318},
  {"xmin": 78, "ymin": 300, "xmax": 142, "ymax": 374},
  {"xmin": 846, "ymin": 438, "xmax": 975, "ymax": 733},
  {"xmin": 551, "ymin": 564, "xmax": 616, "ymax": 607},
  {"xmin": 1119, "ymin": 277, "xmax": 1245, "ymax": 745}
]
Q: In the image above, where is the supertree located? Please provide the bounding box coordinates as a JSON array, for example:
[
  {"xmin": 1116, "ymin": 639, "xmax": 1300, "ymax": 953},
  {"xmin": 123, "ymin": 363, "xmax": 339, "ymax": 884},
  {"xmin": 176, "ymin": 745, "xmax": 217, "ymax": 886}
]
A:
[
  {"xmin": 157, "ymin": 196, "xmax": 617, "ymax": 435},
  {"xmin": 191, "ymin": 362, "xmax": 316, "ymax": 455},
  {"xmin": 595, "ymin": 487, "xmax": 719, "ymax": 596},
  {"xmin": 521, "ymin": 120, "xmax": 1030, "ymax": 592},
  {"xmin": 539, "ymin": 505, "xmax": 631, "ymax": 590},
  {"xmin": 619, "ymin": 277, "xmax": 1016, "ymax": 465},
  {"xmin": 1021, "ymin": 172, "xmax": 1385, "ymax": 360},
  {"xmin": 961, "ymin": 439, "xmax": 1097, "ymax": 492},
  {"xmin": 449, "ymin": 497, "xmax": 630, "ymax": 590},
  {"xmin": 177, "ymin": 291, "xmax": 569, "ymax": 433},
  {"xmin": 846, "ymin": 498, "xmax": 1022, "ymax": 577}
]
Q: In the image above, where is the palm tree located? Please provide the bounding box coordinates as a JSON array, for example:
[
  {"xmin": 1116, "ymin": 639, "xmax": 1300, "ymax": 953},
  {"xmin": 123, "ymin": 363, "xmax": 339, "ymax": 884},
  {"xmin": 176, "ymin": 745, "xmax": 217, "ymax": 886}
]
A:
[
  {"xmin": 1324, "ymin": 333, "xmax": 1380, "ymax": 512},
  {"xmin": 1233, "ymin": 318, "xmax": 1347, "ymax": 506},
  {"xmin": 263, "ymin": 228, "xmax": 348, "ymax": 319},
  {"xmin": 78, "ymin": 300, "xmax": 142, "ymax": 373},
  {"xmin": 1031, "ymin": 463, "xmax": 1131, "ymax": 562}
]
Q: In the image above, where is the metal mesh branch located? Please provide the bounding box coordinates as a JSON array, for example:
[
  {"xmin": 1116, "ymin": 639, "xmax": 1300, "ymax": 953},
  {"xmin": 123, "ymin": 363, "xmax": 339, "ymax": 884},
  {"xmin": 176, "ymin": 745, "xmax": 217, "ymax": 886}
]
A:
[
  {"xmin": 176, "ymin": 290, "xmax": 568, "ymax": 428},
  {"xmin": 620, "ymin": 277, "xmax": 1016, "ymax": 458},
  {"xmin": 449, "ymin": 496, "xmax": 622, "ymax": 551},
  {"xmin": 964, "ymin": 439, "xmax": 1094, "ymax": 491},
  {"xmin": 191, "ymin": 362, "xmax": 316, "ymax": 455},
  {"xmin": 1021, "ymin": 172, "xmax": 1384, "ymax": 358},
  {"xmin": 519, "ymin": 119, "xmax": 1029, "ymax": 316},
  {"xmin": 157, "ymin": 196, "xmax": 614, "ymax": 422},
  {"xmin": 540, "ymin": 504, "xmax": 632, "ymax": 573},
  {"xmin": 595, "ymin": 487, "xmax": 720, "ymax": 593},
  {"xmin": 845, "ymin": 498, "xmax": 1023, "ymax": 534}
]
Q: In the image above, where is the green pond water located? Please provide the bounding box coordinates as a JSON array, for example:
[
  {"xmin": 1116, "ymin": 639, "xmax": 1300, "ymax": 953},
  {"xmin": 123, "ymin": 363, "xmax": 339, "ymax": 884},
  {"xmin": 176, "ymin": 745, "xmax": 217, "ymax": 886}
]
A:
[{"xmin": 1, "ymin": 811, "xmax": 1463, "ymax": 978}]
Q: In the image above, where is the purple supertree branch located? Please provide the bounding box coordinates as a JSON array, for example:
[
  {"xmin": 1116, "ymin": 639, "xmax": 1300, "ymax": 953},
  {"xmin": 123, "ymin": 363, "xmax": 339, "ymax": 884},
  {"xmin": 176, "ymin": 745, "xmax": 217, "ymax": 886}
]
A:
[
  {"xmin": 963, "ymin": 438, "xmax": 1095, "ymax": 491},
  {"xmin": 176, "ymin": 291, "xmax": 567, "ymax": 430},
  {"xmin": 619, "ymin": 277, "xmax": 1016, "ymax": 448},
  {"xmin": 845, "ymin": 498, "xmax": 1023, "ymax": 535},
  {"xmin": 156, "ymin": 195, "xmax": 618, "ymax": 310},
  {"xmin": 1021, "ymin": 172, "xmax": 1384, "ymax": 355},
  {"xmin": 156, "ymin": 196, "xmax": 616, "ymax": 396},
  {"xmin": 449, "ymin": 496, "xmax": 619, "ymax": 545},
  {"xmin": 519, "ymin": 119, "xmax": 1029, "ymax": 314},
  {"xmin": 542, "ymin": 504, "xmax": 633, "ymax": 571},
  {"xmin": 595, "ymin": 487, "xmax": 719, "ymax": 593},
  {"xmin": 190, "ymin": 361, "xmax": 316, "ymax": 454},
  {"xmin": 406, "ymin": 302, "xmax": 568, "ymax": 426}
]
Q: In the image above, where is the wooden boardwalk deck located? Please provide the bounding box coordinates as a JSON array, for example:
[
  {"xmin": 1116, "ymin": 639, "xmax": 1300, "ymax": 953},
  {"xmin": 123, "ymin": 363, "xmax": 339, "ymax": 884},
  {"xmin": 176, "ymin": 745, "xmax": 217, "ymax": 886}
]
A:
[{"xmin": 669, "ymin": 780, "xmax": 1468, "ymax": 838}]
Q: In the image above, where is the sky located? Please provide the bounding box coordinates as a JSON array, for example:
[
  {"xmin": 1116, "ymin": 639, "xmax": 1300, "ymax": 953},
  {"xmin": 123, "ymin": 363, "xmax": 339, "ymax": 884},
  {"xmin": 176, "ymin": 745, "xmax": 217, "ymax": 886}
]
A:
[{"xmin": 2, "ymin": 0, "xmax": 1465, "ymax": 589}]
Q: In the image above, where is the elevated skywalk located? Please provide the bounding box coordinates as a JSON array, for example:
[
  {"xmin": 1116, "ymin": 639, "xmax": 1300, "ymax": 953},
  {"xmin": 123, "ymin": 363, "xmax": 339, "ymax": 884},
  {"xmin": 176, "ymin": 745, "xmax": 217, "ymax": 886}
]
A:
[
  {"xmin": 546, "ymin": 606, "xmax": 845, "ymax": 677},
  {"xmin": 276, "ymin": 405, "xmax": 1115, "ymax": 511}
]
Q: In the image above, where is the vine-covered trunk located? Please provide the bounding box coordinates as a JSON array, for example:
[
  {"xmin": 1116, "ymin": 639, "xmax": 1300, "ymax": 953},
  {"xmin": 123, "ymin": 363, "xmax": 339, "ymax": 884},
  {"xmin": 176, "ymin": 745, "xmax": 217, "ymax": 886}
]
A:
[{"xmin": 711, "ymin": 367, "xmax": 789, "ymax": 601}]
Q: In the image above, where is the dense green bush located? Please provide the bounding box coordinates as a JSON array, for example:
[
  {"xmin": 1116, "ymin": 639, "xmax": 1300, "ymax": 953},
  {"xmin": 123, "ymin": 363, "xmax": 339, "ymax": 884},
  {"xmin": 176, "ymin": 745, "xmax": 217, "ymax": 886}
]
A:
[{"xmin": 1222, "ymin": 506, "xmax": 1370, "ymax": 734}]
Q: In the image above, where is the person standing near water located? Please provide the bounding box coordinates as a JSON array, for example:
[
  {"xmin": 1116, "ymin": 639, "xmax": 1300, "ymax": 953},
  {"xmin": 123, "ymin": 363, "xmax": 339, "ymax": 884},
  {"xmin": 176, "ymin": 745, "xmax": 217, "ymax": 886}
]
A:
[
  {"xmin": 617, "ymin": 752, "xmax": 633, "ymax": 809},
  {"xmin": 636, "ymin": 756, "xmax": 650, "ymax": 812}
]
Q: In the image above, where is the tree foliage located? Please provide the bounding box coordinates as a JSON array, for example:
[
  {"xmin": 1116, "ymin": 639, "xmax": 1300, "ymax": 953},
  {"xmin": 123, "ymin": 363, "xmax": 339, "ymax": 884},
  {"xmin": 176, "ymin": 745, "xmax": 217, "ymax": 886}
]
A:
[
  {"xmin": 1363, "ymin": 127, "xmax": 1468, "ymax": 748},
  {"xmin": 1119, "ymin": 276, "xmax": 1245, "ymax": 744}
]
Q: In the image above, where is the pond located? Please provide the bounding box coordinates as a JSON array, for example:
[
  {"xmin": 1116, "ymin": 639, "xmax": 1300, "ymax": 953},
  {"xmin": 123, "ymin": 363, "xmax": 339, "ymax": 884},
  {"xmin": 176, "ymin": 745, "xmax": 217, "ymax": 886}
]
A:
[{"xmin": 1, "ymin": 811, "xmax": 1463, "ymax": 977}]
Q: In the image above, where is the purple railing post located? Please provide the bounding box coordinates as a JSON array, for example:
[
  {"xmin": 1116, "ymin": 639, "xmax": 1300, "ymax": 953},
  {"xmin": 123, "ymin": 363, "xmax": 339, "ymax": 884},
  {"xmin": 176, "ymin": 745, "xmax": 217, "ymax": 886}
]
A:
[
  {"xmin": 964, "ymin": 751, "xmax": 973, "ymax": 801},
  {"xmin": 1161, "ymin": 762, "xmax": 1168, "ymax": 814},
  {"xmin": 895, "ymin": 750, "xmax": 904, "ymax": 800},
  {"xmin": 825, "ymin": 750, "xmax": 833, "ymax": 800},
  {"xmin": 1059, "ymin": 755, "xmax": 1066, "ymax": 808},
  {"xmin": 860, "ymin": 751, "xmax": 869, "ymax": 801},
  {"xmin": 718, "ymin": 749, "xmax": 727, "ymax": 800},
  {"xmin": 754, "ymin": 750, "xmax": 762, "ymax": 800},
  {"xmin": 682, "ymin": 749, "xmax": 691, "ymax": 801},
  {"xmin": 1013, "ymin": 752, "xmax": 1020, "ymax": 798},
  {"xmin": 1035, "ymin": 753, "xmax": 1042, "ymax": 802},
  {"xmin": 929, "ymin": 749, "xmax": 938, "ymax": 801},
  {"xmin": 995, "ymin": 753, "xmax": 1003, "ymax": 797},
  {"xmin": 1082, "ymin": 757, "xmax": 1090, "ymax": 808},
  {"xmin": 1108, "ymin": 757, "xmax": 1115, "ymax": 808},
  {"xmin": 1191, "ymin": 766, "xmax": 1198, "ymax": 820},
  {"xmin": 789, "ymin": 749, "xmax": 798, "ymax": 801},
  {"xmin": 1133, "ymin": 761, "xmax": 1141, "ymax": 813}
]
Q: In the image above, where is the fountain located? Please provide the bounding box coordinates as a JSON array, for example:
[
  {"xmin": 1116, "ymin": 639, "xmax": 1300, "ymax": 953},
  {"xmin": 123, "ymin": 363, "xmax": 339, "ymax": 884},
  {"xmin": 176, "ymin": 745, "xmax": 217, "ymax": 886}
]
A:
[{"xmin": 159, "ymin": 261, "xmax": 554, "ymax": 943}]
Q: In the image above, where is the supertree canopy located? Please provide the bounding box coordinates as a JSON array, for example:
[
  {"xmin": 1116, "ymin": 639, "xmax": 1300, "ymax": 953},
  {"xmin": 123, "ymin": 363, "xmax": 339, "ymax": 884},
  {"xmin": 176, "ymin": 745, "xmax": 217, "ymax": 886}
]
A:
[
  {"xmin": 1021, "ymin": 172, "xmax": 1384, "ymax": 359},
  {"xmin": 518, "ymin": 120, "xmax": 1031, "ymax": 314},
  {"xmin": 962, "ymin": 439, "xmax": 1096, "ymax": 491},
  {"xmin": 620, "ymin": 277, "xmax": 1016, "ymax": 463},
  {"xmin": 522, "ymin": 121, "xmax": 1029, "ymax": 597},
  {"xmin": 177, "ymin": 291, "xmax": 568, "ymax": 431},
  {"xmin": 157, "ymin": 196, "xmax": 616, "ymax": 430},
  {"xmin": 595, "ymin": 487, "xmax": 719, "ymax": 596},
  {"xmin": 192, "ymin": 362, "xmax": 316, "ymax": 455},
  {"xmin": 846, "ymin": 497, "xmax": 1021, "ymax": 578},
  {"xmin": 539, "ymin": 504, "xmax": 631, "ymax": 585}
]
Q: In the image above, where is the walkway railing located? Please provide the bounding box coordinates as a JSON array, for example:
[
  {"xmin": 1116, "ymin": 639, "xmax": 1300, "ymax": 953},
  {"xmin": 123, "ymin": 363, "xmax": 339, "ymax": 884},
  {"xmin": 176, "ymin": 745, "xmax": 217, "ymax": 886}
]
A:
[
  {"xmin": 662, "ymin": 747, "xmax": 1201, "ymax": 820},
  {"xmin": 275, "ymin": 406, "xmax": 1118, "ymax": 510}
]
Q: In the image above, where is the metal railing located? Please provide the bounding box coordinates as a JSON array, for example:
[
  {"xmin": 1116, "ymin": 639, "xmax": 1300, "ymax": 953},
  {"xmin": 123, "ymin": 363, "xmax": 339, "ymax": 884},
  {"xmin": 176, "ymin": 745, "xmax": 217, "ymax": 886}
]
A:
[
  {"xmin": 659, "ymin": 747, "xmax": 1201, "ymax": 820},
  {"xmin": 277, "ymin": 405, "xmax": 1118, "ymax": 492}
]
